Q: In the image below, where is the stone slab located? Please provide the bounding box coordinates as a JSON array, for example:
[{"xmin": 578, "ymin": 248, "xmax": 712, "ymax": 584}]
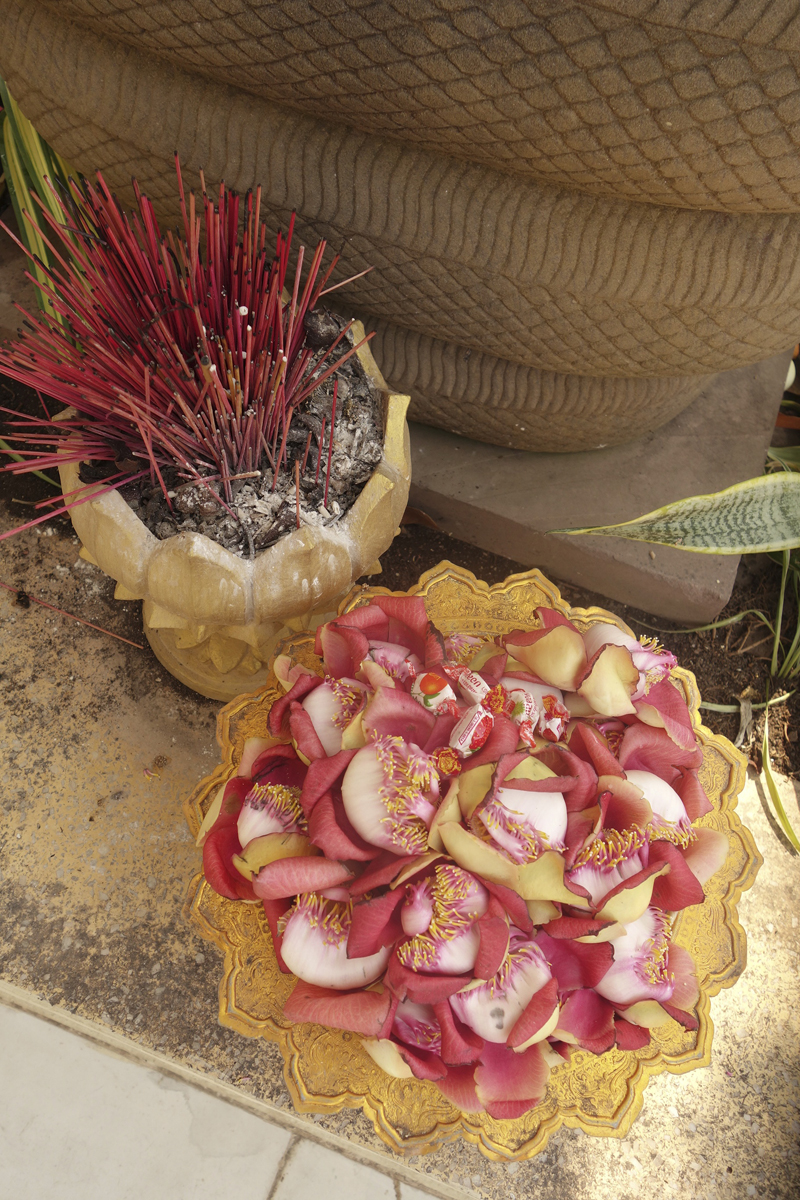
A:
[{"xmin": 408, "ymin": 351, "xmax": 791, "ymax": 624}]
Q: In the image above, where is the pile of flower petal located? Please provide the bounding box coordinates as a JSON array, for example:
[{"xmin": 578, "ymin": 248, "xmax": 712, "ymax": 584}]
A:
[{"xmin": 199, "ymin": 596, "xmax": 728, "ymax": 1120}]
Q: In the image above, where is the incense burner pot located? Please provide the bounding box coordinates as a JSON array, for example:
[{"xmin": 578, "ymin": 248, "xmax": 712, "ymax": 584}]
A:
[
  {"xmin": 4, "ymin": 0, "xmax": 800, "ymax": 451},
  {"xmin": 59, "ymin": 331, "xmax": 410, "ymax": 701}
]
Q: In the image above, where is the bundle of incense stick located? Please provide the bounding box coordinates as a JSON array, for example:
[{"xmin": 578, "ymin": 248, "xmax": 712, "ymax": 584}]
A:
[{"xmin": 0, "ymin": 155, "xmax": 373, "ymax": 541}]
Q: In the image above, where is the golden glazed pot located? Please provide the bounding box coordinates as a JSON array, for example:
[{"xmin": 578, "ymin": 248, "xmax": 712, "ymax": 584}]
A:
[
  {"xmin": 59, "ymin": 327, "xmax": 411, "ymax": 701},
  {"xmin": 183, "ymin": 563, "xmax": 761, "ymax": 1160}
]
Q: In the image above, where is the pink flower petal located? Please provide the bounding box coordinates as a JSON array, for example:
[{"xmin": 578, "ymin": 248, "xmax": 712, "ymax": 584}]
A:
[
  {"xmin": 250, "ymin": 744, "xmax": 308, "ymax": 790},
  {"xmin": 659, "ymin": 1000, "xmax": 699, "ymax": 1031},
  {"xmin": 614, "ymin": 1017, "xmax": 652, "ymax": 1050},
  {"xmin": 308, "ymin": 793, "xmax": 379, "ymax": 862},
  {"xmin": 667, "ymin": 945, "xmax": 700, "ymax": 1011},
  {"xmin": 486, "ymin": 1098, "xmax": 541, "ymax": 1120},
  {"xmin": 206, "ymin": 776, "xmax": 252, "ymax": 839},
  {"xmin": 542, "ymin": 916, "xmax": 615, "ymax": 940},
  {"xmin": 568, "ymin": 723, "xmax": 624, "ymax": 779},
  {"xmin": 385, "ymin": 954, "xmax": 473, "ymax": 1004},
  {"xmin": 473, "ymin": 911, "xmax": 510, "ymax": 980},
  {"xmin": 536, "ymin": 930, "xmax": 614, "ymax": 993},
  {"xmin": 535, "ymin": 744, "xmax": 599, "ymax": 812},
  {"xmin": 475, "ymin": 1040, "xmax": 550, "ymax": 1111},
  {"xmin": 372, "ymin": 595, "xmax": 429, "ymax": 658},
  {"xmin": 393, "ymin": 1041, "xmax": 448, "ymax": 1081},
  {"xmin": 252, "ymin": 856, "xmax": 353, "ymax": 900},
  {"xmin": 300, "ymin": 749, "xmax": 358, "ymax": 816},
  {"xmin": 506, "ymin": 976, "xmax": 560, "ymax": 1049},
  {"xmin": 648, "ymin": 842, "xmax": 706, "ymax": 911},
  {"xmin": 288, "ymin": 703, "xmax": 327, "ymax": 761},
  {"xmin": 237, "ymin": 738, "xmax": 276, "ymax": 779},
  {"xmin": 555, "ymin": 988, "xmax": 615, "ymax": 1050},
  {"xmin": 261, "ymin": 897, "xmax": 291, "ymax": 973},
  {"xmin": 268, "ymin": 673, "xmax": 322, "ymax": 737},
  {"xmin": 674, "ymin": 769, "xmax": 713, "ymax": 822},
  {"xmin": 317, "ymin": 621, "xmax": 374, "ymax": 678},
  {"xmin": 619, "ymin": 723, "xmax": 702, "ymax": 779},
  {"xmin": 203, "ymin": 825, "xmax": 256, "ymax": 902},
  {"xmin": 348, "ymin": 851, "xmax": 417, "ymax": 898},
  {"xmin": 283, "ymin": 981, "xmax": 393, "ymax": 1036},
  {"xmin": 478, "ymin": 651, "xmax": 508, "ymax": 686},
  {"xmin": 347, "ymin": 888, "xmax": 406, "ymax": 959},
  {"xmin": 633, "ymin": 678, "xmax": 696, "ymax": 750},
  {"xmin": 433, "ymin": 1001, "xmax": 484, "ymax": 1065},
  {"xmin": 434, "ymin": 1064, "xmax": 484, "ymax": 1112},
  {"xmin": 681, "ymin": 827, "xmax": 729, "ymax": 885},
  {"xmin": 599, "ymin": 777, "xmax": 653, "ymax": 831},
  {"xmin": 482, "ymin": 880, "xmax": 533, "ymax": 934},
  {"xmin": 362, "ymin": 687, "xmax": 437, "ymax": 745}
]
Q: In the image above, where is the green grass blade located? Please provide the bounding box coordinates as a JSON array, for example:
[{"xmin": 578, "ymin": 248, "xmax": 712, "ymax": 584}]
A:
[
  {"xmin": 768, "ymin": 446, "xmax": 800, "ymax": 472},
  {"xmin": 550, "ymin": 473, "xmax": 800, "ymax": 554},
  {"xmin": 762, "ymin": 711, "xmax": 800, "ymax": 853},
  {"xmin": 0, "ymin": 437, "xmax": 59, "ymax": 487}
]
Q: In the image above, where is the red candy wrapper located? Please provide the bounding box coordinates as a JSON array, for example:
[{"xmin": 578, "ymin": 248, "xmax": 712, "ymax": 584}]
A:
[
  {"xmin": 538, "ymin": 694, "xmax": 570, "ymax": 742},
  {"xmin": 450, "ymin": 704, "xmax": 494, "ymax": 756}
]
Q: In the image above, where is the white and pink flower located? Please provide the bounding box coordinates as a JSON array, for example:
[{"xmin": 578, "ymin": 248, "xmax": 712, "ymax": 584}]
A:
[{"xmin": 202, "ymin": 592, "xmax": 726, "ymax": 1120}]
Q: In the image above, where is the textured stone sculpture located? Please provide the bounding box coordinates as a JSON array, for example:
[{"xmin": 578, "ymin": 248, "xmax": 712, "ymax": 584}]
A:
[{"xmin": 2, "ymin": 0, "xmax": 799, "ymax": 450}]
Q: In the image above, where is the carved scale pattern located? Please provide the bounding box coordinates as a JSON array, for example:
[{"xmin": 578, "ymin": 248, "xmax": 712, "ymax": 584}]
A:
[{"xmin": 34, "ymin": 0, "xmax": 800, "ymax": 213}]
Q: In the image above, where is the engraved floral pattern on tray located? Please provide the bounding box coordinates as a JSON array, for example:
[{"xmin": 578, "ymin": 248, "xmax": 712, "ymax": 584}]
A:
[{"xmin": 182, "ymin": 562, "xmax": 762, "ymax": 1160}]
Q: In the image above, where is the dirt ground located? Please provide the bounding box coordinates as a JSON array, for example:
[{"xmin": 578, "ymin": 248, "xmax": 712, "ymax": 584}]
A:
[{"xmin": 2, "ymin": 374, "xmax": 797, "ymax": 781}]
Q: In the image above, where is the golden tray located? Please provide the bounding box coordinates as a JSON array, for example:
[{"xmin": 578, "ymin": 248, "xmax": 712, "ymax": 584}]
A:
[{"xmin": 182, "ymin": 562, "xmax": 762, "ymax": 1160}]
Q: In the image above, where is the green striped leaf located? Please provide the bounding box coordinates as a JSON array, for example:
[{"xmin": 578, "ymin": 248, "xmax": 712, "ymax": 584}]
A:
[{"xmin": 550, "ymin": 473, "xmax": 800, "ymax": 554}]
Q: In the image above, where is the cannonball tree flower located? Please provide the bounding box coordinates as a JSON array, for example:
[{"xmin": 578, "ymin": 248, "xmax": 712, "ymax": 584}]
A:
[
  {"xmin": 315, "ymin": 595, "xmax": 429, "ymax": 679},
  {"xmin": 200, "ymin": 744, "xmax": 309, "ymax": 902},
  {"xmin": 582, "ymin": 623, "xmax": 677, "ymax": 701},
  {"xmin": 594, "ymin": 906, "xmax": 701, "ymax": 1032},
  {"xmin": 300, "ymin": 677, "xmax": 369, "ymax": 756},
  {"xmin": 395, "ymin": 864, "xmax": 490, "ymax": 975},
  {"xmin": 473, "ymin": 754, "xmax": 570, "ymax": 863},
  {"xmin": 280, "ymin": 893, "xmax": 391, "ymax": 989},
  {"xmin": 341, "ymin": 735, "xmax": 440, "ymax": 855},
  {"xmin": 449, "ymin": 935, "xmax": 559, "ymax": 1047}
]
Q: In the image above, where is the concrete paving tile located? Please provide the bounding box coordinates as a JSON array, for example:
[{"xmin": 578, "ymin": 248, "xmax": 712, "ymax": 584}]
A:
[
  {"xmin": 0, "ymin": 1003, "xmax": 291, "ymax": 1200},
  {"xmin": 272, "ymin": 1138, "xmax": 397, "ymax": 1200},
  {"xmin": 400, "ymin": 1186, "xmax": 450, "ymax": 1199}
]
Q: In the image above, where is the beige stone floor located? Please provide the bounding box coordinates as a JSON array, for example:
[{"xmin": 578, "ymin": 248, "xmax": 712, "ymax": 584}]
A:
[{"xmin": 0, "ymin": 495, "xmax": 799, "ymax": 1199}]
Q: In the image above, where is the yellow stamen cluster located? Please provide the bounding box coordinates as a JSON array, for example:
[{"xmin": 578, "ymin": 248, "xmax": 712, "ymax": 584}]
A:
[
  {"xmin": 572, "ymin": 826, "xmax": 646, "ymax": 872},
  {"xmin": 641, "ymin": 912, "xmax": 673, "ymax": 988},
  {"xmin": 246, "ymin": 782, "xmax": 305, "ymax": 831},
  {"xmin": 397, "ymin": 866, "xmax": 483, "ymax": 971},
  {"xmin": 479, "ymin": 802, "xmax": 550, "ymax": 863},
  {"xmin": 328, "ymin": 678, "xmax": 365, "ymax": 729},
  {"xmin": 651, "ymin": 822, "xmax": 696, "ymax": 849},
  {"xmin": 283, "ymin": 893, "xmax": 351, "ymax": 946},
  {"xmin": 373, "ymin": 736, "xmax": 432, "ymax": 854}
]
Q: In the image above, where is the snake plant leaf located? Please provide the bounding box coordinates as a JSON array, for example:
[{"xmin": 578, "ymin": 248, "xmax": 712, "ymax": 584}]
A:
[
  {"xmin": 550, "ymin": 473, "xmax": 800, "ymax": 554},
  {"xmin": 768, "ymin": 445, "xmax": 800, "ymax": 472}
]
